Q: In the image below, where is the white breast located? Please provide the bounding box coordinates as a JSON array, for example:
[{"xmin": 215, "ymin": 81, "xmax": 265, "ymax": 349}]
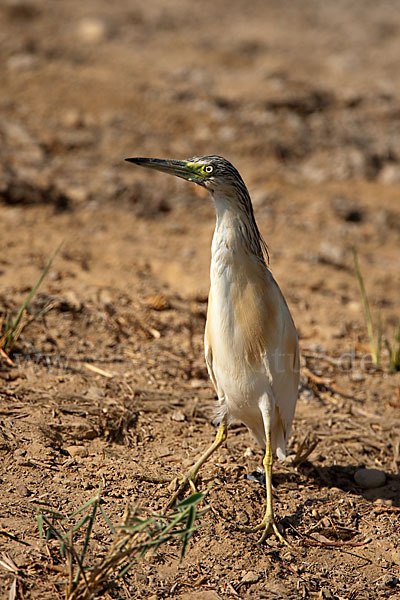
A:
[
  {"xmin": 207, "ymin": 230, "xmax": 269, "ymax": 410},
  {"xmin": 205, "ymin": 207, "xmax": 299, "ymax": 457}
]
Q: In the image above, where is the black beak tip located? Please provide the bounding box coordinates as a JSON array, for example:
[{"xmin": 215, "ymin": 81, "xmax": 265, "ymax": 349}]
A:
[{"xmin": 125, "ymin": 157, "xmax": 138, "ymax": 164}]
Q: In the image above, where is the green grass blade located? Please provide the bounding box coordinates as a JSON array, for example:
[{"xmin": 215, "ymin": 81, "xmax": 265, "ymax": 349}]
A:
[
  {"xmin": 33, "ymin": 484, "xmax": 208, "ymax": 592},
  {"xmin": 36, "ymin": 514, "xmax": 44, "ymax": 540},
  {"xmin": 3, "ymin": 242, "xmax": 63, "ymax": 350},
  {"xmin": 394, "ymin": 323, "xmax": 400, "ymax": 372},
  {"xmin": 17, "ymin": 302, "xmax": 56, "ymax": 337},
  {"xmin": 75, "ymin": 493, "xmax": 100, "ymax": 582},
  {"xmin": 119, "ymin": 517, "xmax": 156, "ymax": 533},
  {"xmin": 118, "ymin": 559, "xmax": 136, "ymax": 578},
  {"xmin": 39, "ymin": 513, "xmax": 64, "ymax": 543},
  {"xmin": 154, "ymin": 509, "xmax": 189, "ymax": 539},
  {"xmin": 175, "ymin": 491, "xmax": 205, "ymax": 508},
  {"xmin": 10, "ymin": 242, "xmax": 62, "ymax": 330},
  {"xmin": 384, "ymin": 337, "xmax": 393, "ymax": 364},
  {"xmin": 31, "ymin": 502, "xmax": 64, "ymax": 516},
  {"xmin": 376, "ymin": 311, "xmax": 382, "ymax": 367},
  {"xmin": 138, "ymin": 534, "xmax": 173, "ymax": 549},
  {"xmin": 385, "ymin": 321, "xmax": 400, "ymax": 373},
  {"xmin": 99, "ymin": 503, "xmax": 116, "ymax": 534},
  {"xmin": 4, "ymin": 313, "xmax": 11, "ymax": 333},
  {"xmin": 61, "ymin": 515, "xmax": 90, "ymax": 540},
  {"xmin": 181, "ymin": 505, "xmax": 196, "ymax": 561},
  {"xmin": 68, "ymin": 496, "xmax": 99, "ymax": 519},
  {"xmin": 352, "ymin": 246, "xmax": 379, "ymax": 366}
]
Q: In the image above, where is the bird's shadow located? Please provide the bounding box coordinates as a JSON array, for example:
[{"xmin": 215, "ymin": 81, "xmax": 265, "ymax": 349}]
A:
[
  {"xmin": 246, "ymin": 462, "xmax": 400, "ymax": 520},
  {"xmin": 304, "ymin": 463, "xmax": 399, "ymax": 508}
]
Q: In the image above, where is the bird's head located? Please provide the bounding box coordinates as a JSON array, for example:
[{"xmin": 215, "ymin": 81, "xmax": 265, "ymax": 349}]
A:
[
  {"xmin": 125, "ymin": 154, "xmax": 268, "ymax": 262},
  {"xmin": 125, "ymin": 155, "xmax": 245, "ymax": 195}
]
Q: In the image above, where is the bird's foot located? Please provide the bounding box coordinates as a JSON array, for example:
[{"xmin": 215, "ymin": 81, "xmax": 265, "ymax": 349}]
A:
[
  {"xmin": 164, "ymin": 469, "xmax": 198, "ymax": 511},
  {"xmin": 163, "ymin": 422, "xmax": 227, "ymax": 511},
  {"xmin": 239, "ymin": 516, "xmax": 292, "ymax": 547}
]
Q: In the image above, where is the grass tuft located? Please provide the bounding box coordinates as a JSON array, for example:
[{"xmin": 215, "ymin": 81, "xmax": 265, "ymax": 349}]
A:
[
  {"xmin": 0, "ymin": 243, "xmax": 62, "ymax": 359},
  {"xmin": 352, "ymin": 246, "xmax": 399, "ymax": 372},
  {"xmin": 352, "ymin": 246, "xmax": 381, "ymax": 367},
  {"xmin": 383, "ymin": 321, "xmax": 400, "ymax": 373},
  {"xmin": 33, "ymin": 485, "xmax": 208, "ymax": 600}
]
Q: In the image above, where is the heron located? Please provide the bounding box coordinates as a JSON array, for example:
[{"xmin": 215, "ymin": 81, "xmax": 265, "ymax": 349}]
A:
[{"xmin": 125, "ymin": 155, "xmax": 299, "ymax": 544}]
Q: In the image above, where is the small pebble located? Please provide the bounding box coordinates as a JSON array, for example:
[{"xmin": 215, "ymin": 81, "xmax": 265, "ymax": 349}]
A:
[
  {"xmin": 236, "ymin": 510, "xmax": 249, "ymax": 524},
  {"xmin": 318, "ymin": 240, "xmax": 346, "ymax": 267},
  {"xmin": 243, "ymin": 447, "xmax": 254, "ymax": 457},
  {"xmin": 16, "ymin": 483, "xmax": 30, "ymax": 497},
  {"xmin": 348, "ymin": 301, "xmax": 361, "ymax": 313},
  {"xmin": 354, "ymin": 468, "xmax": 386, "ymax": 489},
  {"xmin": 379, "ymin": 164, "xmax": 400, "ymax": 184},
  {"xmin": 168, "ymin": 477, "xmax": 179, "ymax": 492},
  {"xmin": 62, "ymin": 290, "xmax": 82, "ymax": 312},
  {"xmin": 241, "ymin": 571, "xmax": 260, "ymax": 584},
  {"xmin": 62, "ymin": 108, "xmax": 82, "ymax": 128},
  {"xmin": 66, "ymin": 445, "xmax": 88, "ymax": 458},
  {"xmin": 77, "ymin": 18, "xmax": 107, "ymax": 44},
  {"xmin": 99, "ymin": 289, "xmax": 113, "ymax": 308},
  {"xmin": 64, "ymin": 185, "xmax": 89, "ymax": 203},
  {"xmin": 14, "ymin": 448, "xmax": 27, "ymax": 457},
  {"xmin": 171, "ymin": 409, "xmax": 185, "ymax": 422}
]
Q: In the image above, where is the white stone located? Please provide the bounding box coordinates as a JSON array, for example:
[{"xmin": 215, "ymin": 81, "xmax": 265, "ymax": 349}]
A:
[
  {"xmin": 77, "ymin": 18, "xmax": 107, "ymax": 44},
  {"xmin": 354, "ymin": 468, "xmax": 386, "ymax": 489},
  {"xmin": 66, "ymin": 445, "xmax": 89, "ymax": 458}
]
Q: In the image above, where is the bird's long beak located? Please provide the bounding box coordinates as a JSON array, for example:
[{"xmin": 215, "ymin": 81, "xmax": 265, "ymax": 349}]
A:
[{"xmin": 125, "ymin": 157, "xmax": 205, "ymax": 184}]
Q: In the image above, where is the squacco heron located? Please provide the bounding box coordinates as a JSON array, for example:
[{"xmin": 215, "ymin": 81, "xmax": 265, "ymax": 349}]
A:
[{"xmin": 125, "ymin": 155, "xmax": 299, "ymax": 544}]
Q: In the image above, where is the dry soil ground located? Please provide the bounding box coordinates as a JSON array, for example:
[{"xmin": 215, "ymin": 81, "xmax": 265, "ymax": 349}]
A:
[{"xmin": 0, "ymin": 1, "xmax": 400, "ymax": 599}]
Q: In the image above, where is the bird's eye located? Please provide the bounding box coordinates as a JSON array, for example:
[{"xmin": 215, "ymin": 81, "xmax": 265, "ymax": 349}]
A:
[{"xmin": 204, "ymin": 165, "xmax": 214, "ymax": 174}]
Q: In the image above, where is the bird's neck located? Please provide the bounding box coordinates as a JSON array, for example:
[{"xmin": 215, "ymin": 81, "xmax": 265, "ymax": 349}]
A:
[{"xmin": 210, "ymin": 189, "xmax": 266, "ymax": 268}]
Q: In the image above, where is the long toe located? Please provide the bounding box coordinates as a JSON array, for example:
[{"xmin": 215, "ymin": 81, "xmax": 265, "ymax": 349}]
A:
[
  {"xmin": 239, "ymin": 518, "xmax": 291, "ymax": 547},
  {"xmin": 258, "ymin": 519, "xmax": 291, "ymax": 546},
  {"xmin": 164, "ymin": 470, "xmax": 198, "ymax": 511}
]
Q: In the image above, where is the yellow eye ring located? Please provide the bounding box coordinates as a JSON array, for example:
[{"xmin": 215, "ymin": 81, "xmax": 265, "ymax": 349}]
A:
[{"xmin": 204, "ymin": 165, "xmax": 214, "ymax": 174}]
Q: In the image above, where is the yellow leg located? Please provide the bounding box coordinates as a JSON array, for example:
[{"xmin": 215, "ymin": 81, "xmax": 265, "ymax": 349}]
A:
[
  {"xmin": 241, "ymin": 436, "xmax": 290, "ymax": 546},
  {"xmin": 165, "ymin": 421, "xmax": 227, "ymax": 510}
]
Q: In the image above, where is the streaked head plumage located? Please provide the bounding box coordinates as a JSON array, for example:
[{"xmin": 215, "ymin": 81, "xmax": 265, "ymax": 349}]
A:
[
  {"xmin": 125, "ymin": 154, "xmax": 269, "ymax": 264},
  {"xmin": 184, "ymin": 155, "xmax": 244, "ymax": 190},
  {"xmin": 125, "ymin": 154, "xmax": 245, "ymax": 193}
]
